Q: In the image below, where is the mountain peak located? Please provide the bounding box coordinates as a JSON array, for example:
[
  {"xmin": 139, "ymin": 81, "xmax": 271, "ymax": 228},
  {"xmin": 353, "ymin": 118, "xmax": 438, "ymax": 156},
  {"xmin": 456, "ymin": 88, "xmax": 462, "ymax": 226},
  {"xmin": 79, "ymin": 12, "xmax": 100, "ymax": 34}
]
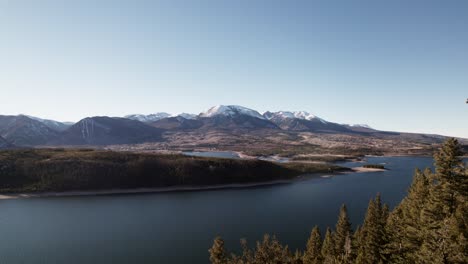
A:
[
  {"xmin": 173, "ymin": 113, "xmax": 197, "ymax": 120},
  {"xmin": 264, "ymin": 111, "xmax": 327, "ymax": 123},
  {"xmin": 200, "ymin": 105, "xmax": 266, "ymax": 120},
  {"xmin": 55, "ymin": 116, "xmax": 162, "ymax": 145},
  {"xmin": 291, "ymin": 111, "xmax": 321, "ymax": 121},
  {"xmin": 124, "ymin": 113, "xmax": 171, "ymax": 122}
]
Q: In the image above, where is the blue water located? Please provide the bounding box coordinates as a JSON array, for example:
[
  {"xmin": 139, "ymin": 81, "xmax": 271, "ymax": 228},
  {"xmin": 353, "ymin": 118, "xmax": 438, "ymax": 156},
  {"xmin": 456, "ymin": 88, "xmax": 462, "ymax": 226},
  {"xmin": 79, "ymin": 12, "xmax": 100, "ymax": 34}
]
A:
[{"xmin": 0, "ymin": 156, "xmax": 435, "ymax": 264}]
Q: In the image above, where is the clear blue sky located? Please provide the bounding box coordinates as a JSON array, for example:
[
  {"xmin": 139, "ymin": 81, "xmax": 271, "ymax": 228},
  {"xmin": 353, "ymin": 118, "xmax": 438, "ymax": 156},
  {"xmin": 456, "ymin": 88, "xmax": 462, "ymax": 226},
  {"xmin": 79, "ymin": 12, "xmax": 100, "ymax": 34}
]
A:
[{"xmin": 1, "ymin": 0, "xmax": 467, "ymax": 137}]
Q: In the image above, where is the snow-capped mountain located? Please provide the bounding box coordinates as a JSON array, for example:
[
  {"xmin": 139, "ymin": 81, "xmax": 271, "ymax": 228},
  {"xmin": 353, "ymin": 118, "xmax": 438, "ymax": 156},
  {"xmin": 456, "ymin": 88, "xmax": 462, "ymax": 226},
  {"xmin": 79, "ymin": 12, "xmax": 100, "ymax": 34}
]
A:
[
  {"xmin": 263, "ymin": 111, "xmax": 350, "ymax": 132},
  {"xmin": 199, "ymin": 105, "xmax": 266, "ymax": 120},
  {"xmin": 263, "ymin": 111, "xmax": 327, "ymax": 123},
  {"xmin": 198, "ymin": 105, "xmax": 277, "ymax": 130},
  {"xmin": 151, "ymin": 116, "xmax": 203, "ymax": 130},
  {"xmin": 174, "ymin": 113, "xmax": 198, "ymax": 120},
  {"xmin": 26, "ymin": 115, "xmax": 73, "ymax": 132},
  {"xmin": 124, "ymin": 113, "xmax": 171, "ymax": 122}
]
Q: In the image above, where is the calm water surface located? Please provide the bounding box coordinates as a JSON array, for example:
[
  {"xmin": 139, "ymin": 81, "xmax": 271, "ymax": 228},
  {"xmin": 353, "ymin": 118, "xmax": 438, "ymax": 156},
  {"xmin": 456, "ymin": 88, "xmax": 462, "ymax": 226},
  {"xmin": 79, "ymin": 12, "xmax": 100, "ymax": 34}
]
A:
[{"xmin": 0, "ymin": 156, "xmax": 434, "ymax": 264}]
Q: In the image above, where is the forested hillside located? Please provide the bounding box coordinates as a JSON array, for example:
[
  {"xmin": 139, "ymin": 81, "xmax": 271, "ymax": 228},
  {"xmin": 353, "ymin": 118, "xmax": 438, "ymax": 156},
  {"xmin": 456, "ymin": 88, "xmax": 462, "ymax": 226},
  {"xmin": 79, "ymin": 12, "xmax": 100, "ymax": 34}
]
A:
[
  {"xmin": 209, "ymin": 138, "xmax": 468, "ymax": 264},
  {"xmin": 0, "ymin": 149, "xmax": 346, "ymax": 193}
]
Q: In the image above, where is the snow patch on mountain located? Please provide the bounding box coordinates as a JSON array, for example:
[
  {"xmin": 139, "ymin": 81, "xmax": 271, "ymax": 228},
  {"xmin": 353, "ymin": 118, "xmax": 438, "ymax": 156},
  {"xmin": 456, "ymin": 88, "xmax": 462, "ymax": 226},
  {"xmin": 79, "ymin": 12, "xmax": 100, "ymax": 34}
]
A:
[
  {"xmin": 264, "ymin": 111, "xmax": 327, "ymax": 123},
  {"xmin": 200, "ymin": 105, "xmax": 266, "ymax": 120},
  {"xmin": 125, "ymin": 113, "xmax": 171, "ymax": 122},
  {"xmin": 173, "ymin": 113, "xmax": 198, "ymax": 120},
  {"xmin": 346, "ymin": 124, "xmax": 373, "ymax": 129},
  {"xmin": 79, "ymin": 118, "xmax": 96, "ymax": 140}
]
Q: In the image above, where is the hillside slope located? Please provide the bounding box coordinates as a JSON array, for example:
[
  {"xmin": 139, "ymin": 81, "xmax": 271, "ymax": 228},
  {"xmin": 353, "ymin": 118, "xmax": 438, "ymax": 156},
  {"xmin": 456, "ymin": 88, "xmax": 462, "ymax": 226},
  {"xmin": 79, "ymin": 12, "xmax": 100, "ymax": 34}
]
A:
[{"xmin": 53, "ymin": 117, "xmax": 162, "ymax": 145}]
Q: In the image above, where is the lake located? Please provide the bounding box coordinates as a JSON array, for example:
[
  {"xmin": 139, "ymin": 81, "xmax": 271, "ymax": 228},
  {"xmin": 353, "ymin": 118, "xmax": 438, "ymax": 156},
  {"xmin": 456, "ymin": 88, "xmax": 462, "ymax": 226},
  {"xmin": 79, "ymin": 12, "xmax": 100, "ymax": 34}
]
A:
[{"xmin": 0, "ymin": 156, "xmax": 435, "ymax": 264}]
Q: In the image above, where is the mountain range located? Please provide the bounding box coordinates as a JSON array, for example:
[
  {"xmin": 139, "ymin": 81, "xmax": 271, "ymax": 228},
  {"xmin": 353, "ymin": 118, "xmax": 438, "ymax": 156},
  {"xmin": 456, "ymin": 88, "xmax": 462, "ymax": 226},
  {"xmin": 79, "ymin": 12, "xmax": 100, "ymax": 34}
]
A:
[
  {"xmin": 150, "ymin": 105, "xmax": 376, "ymax": 133},
  {"xmin": 0, "ymin": 105, "xmax": 463, "ymax": 153}
]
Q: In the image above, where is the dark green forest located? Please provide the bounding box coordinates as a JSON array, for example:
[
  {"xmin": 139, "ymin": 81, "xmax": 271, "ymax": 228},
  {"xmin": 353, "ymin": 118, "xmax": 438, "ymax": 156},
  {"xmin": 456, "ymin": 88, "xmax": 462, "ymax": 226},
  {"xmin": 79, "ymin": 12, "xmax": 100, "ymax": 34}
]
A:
[
  {"xmin": 0, "ymin": 149, "xmax": 347, "ymax": 193},
  {"xmin": 209, "ymin": 139, "xmax": 468, "ymax": 264}
]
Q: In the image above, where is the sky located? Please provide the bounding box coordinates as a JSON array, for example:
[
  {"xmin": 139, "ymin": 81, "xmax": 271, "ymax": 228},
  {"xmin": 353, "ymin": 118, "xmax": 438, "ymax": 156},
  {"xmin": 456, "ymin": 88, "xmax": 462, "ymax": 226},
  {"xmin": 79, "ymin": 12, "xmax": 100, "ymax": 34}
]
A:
[{"xmin": 0, "ymin": 0, "xmax": 467, "ymax": 138}]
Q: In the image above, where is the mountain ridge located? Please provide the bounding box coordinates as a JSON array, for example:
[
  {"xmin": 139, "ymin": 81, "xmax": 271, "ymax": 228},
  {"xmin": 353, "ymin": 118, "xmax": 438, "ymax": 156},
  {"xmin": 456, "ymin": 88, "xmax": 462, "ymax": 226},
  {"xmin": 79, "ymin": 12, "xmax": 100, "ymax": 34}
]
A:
[
  {"xmin": 26, "ymin": 115, "xmax": 73, "ymax": 132},
  {"xmin": 1, "ymin": 105, "xmax": 466, "ymax": 150},
  {"xmin": 52, "ymin": 116, "xmax": 163, "ymax": 146},
  {"xmin": 0, "ymin": 115, "xmax": 59, "ymax": 146},
  {"xmin": 125, "ymin": 113, "xmax": 171, "ymax": 122}
]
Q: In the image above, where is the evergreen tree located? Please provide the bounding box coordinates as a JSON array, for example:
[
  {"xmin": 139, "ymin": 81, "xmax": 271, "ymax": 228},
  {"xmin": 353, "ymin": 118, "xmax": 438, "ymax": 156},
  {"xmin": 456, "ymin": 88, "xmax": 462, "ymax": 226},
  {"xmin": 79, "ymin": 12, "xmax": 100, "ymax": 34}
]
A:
[
  {"xmin": 334, "ymin": 204, "xmax": 353, "ymax": 263},
  {"xmin": 418, "ymin": 167, "xmax": 449, "ymax": 263},
  {"xmin": 356, "ymin": 195, "xmax": 386, "ymax": 264},
  {"xmin": 382, "ymin": 204, "xmax": 390, "ymax": 224},
  {"xmin": 294, "ymin": 249, "xmax": 304, "ymax": 264},
  {"xmin": 353, "ymin": 225, "xmax": 362, "ymax": 251},
  {"xmin": 342, "ymin": 232, "xmax": 353, "ymax": 264},
  {"xmin": 254, "ymin": 234, "xmax": 293, "ymax": 263},
  {"xmin": 418, "ymin": 139, "xmax": 467, "ymax": 263},
  {"xmin": 384, "ymin": 205, "xmax": 407, "ymax": 263},
  {"xmin": 321, "ymin": 227, "xmax": 335, "ymax": 264},
  {"xmin": 209, "ymin": 236, "xmax": 228, "ymax": 264},
  {"xmin": 449, "ymin": 202, "xmax": 468, "ymax": 263},
  {"xmin": 385, "ymin": 168, "xmax": 431, "ymax": 263},
  {"xmin": 303, "ymin": 226, "xmax": 322, "ymax": 264},
  {"xmin": 375, "ymin": 193, "xmax": 383, "ymax": 218},
  {"xmin": 433, "ymin": 138, "xmax": 464, "ymax": 214},
  {"xmin": 239, "ymin": 238, "xmax": 254, "ymax": 264}
]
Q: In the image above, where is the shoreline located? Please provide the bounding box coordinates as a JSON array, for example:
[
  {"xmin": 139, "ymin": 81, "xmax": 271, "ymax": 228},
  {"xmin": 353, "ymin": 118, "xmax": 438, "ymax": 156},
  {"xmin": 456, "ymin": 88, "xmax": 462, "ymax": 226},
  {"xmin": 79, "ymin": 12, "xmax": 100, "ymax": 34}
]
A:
[
  {"xmin": 0, "ymin": 179, "xmax": 300, "ymax": 200},
  {"xmin": 0, "ymin": 169, "xmax": 355, "ymax": 200},
  {"xmin": 0, "ymin": 165, "xmax": 391, "ymax": 200}
]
